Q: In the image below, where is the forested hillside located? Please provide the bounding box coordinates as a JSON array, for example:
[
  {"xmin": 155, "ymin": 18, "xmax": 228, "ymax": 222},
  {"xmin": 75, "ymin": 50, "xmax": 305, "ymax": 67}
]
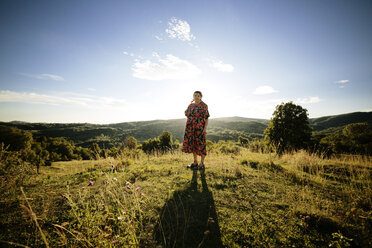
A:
[{"xmin": 1, "ymin": 111, "xmax": 371, "ymax": 149}]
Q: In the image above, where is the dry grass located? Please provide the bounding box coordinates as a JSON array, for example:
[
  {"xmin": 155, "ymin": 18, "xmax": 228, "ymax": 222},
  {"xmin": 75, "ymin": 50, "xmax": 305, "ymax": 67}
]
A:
[{"xmin": 1, "ymin": 148, "xmax": 371, "ymax": 247}]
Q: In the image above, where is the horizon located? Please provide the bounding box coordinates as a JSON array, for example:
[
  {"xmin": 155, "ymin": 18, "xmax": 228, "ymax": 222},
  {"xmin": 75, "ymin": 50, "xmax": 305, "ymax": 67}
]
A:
[
  {"xmin": 2, "ymin": 110, "xmax": 371, "ymax": 125},
  {"xmin": 1, "ymin": 0, "xmax": 372, "ymax": 123}
]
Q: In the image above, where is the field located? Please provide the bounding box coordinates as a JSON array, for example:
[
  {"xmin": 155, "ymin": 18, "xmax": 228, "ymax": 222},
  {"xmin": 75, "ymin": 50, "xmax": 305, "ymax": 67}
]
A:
[{"xmin": 1, "ymin": 148, "xmax": 371, "ymax": 247}]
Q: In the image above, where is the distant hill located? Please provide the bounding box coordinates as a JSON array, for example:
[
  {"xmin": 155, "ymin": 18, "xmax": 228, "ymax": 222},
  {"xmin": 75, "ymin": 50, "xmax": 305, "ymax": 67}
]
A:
[
  {"xmin": 309, "ymin": 111, "xmax": 372, "ymax": 132},
  {"xmin": 0, "ymin": 111, "xmax": 371, "ymax": 148}
]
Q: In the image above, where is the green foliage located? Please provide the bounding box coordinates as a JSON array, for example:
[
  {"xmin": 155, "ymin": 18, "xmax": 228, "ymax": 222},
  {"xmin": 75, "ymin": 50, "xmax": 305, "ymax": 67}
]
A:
[
  {"xmin": 75, "ymin": 146, "xmax": 92, "ymax": 160},
  {"xmin": 207, "ymin": 140, "xmax": 241, "ymax": 155},
  {"xmin": 172, "ymin": 139, "xmax": 180, "ymax": 150},
  {"xmin": 141, "ymin": 131, "xmax": 175, "ymax": 155},
  {"xmin": 310, "ymin": 111, "xmax": 372, "ymax": 131},
  {"xmin": 125, "ymin": 136, "xmax": 137, "ymax": 150},
  {"xmin": 0, "ymin": 126, "xmax": 33, "ymax": 151},
  {"xmin": 158, "ymin": 131, "xmax": 173, "ymax": 152},
  {"xmin": 141, "ymin": 138, "xmax": 160, "ymax": 155},
  {"xmin": 319, "ymin": 122, "xmax": 372, "ymax": 155},
  {"xmin": 264, "ymin": 101, "xmax": 312, "ymax": 155},
  {"xmin": 238, "ymin": 136, "xmax": 249, "ymax": 147},
  {"xmin": 248, "ymin": 138, "xmax": 268, "ymax": 153},
  {"xmin": 0, "ymin": 143, "xmax": 34, "ymax": 198}
]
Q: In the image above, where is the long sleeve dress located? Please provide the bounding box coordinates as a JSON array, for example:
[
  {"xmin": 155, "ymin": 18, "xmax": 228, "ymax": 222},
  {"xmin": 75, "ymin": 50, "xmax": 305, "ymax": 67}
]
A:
[{"xmin": 182, "ymin": 101, "xmax": 210, "ymax": 156}]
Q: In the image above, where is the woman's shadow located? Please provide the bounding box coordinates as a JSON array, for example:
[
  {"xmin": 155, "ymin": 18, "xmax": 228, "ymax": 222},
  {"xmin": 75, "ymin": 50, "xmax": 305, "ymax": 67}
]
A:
[{"xmin": 153, "ymin": 168, "xmax": 224, "ymax": 248}]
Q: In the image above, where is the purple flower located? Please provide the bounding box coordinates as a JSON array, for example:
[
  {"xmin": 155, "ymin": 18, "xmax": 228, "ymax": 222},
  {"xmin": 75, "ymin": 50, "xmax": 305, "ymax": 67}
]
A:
[
  {"xmin": 126, "ymin": 185, "xmax": 130, "ymax": 189},
  {"xmin": 136, "ymin": 186, "xmax": 141, "ymax": 190},
  {"xmin": 88, "ymin": 181, "xmax": 94, "ymax": 186},
  {"xmin": 110, "ymin": 163, "xmax": 114, "ymax": 168},
  {"xmin": 112, "ymin": 240, "xmax": 117, "ymax": 244},
  {"xmin": 102, "ymin": 203, "xmax": 105, "ymax": 207}
]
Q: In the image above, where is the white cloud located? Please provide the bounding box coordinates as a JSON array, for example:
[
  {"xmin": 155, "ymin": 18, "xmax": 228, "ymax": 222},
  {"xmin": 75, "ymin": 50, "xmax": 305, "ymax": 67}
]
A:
[
  {"xmin": 123, "ymin": 51, "xmax": 135, "ymax": 57},
  {"xmin": 154, "ymin": 35, "xmax": 163, "ymax": 41},
  {"xmin": 294, "ymin": 96, "xmax": 322, "ymax": 104},
  {"xmin": 131, "ymin": 53, "xmax": 201, "ymax": 80},
  {"xmin": 165, "ymin": 17, "xmax": 195, "ymax": 41},
  {"xmin": 0, "ymin": 90, "xmax": 127, "ymax": 109},
  {"xmin": 253, "ymin": 85, "xmax": 277, "ymax": 95},
  {"xmin": 336, "ymin": 79, "xmax": 349, "ymax": 88},
  {"xmin": 19, "ymin": 73, "xmax": 64, "ymax": 81},
  {"xmin": 336, "ymin": 79, "xmax": 349, "ymax": 84},
  {"xmin": 207, "ymin": 58, "xmax": 234, "ymax": 72}
]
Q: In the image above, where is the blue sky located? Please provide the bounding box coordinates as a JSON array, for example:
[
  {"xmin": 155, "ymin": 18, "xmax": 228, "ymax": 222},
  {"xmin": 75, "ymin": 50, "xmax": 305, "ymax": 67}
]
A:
[{"xmin": 0, "ymin": 0, "xmax": 371, "ymax": 123}]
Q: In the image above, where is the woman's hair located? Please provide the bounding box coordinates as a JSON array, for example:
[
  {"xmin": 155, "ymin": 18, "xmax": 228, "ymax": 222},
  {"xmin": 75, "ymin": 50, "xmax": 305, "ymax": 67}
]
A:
[
  {"xmin": 190, "ymin": 91, "xmax": 203, "ymax": 104},
  {"xmin": 194, "ymin": 91, "xmax": 203, "ymax": 97}
]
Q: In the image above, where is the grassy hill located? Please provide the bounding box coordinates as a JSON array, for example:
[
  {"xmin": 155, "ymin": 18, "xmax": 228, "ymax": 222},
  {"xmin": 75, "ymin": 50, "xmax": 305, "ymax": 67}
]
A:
[
  {"xmin": 1, "ymin": 111, "xmax": 371, "ymax": 148},
  {"xmin": 1, "ymin": 148, "xmax": 371, "ymax": 247}
]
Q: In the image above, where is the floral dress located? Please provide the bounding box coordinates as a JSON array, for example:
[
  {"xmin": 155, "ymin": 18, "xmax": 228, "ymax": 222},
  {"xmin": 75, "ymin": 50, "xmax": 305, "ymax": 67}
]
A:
[{"xmin": 182, "ymin": 101, "xmax": 210, "ymax": 156}]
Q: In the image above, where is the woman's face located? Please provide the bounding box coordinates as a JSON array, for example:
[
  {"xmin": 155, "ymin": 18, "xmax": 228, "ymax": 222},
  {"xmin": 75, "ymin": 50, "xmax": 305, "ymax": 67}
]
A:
[{"xmin": 193, "ymin": 93, "xmax": 202, "ymax": 102}]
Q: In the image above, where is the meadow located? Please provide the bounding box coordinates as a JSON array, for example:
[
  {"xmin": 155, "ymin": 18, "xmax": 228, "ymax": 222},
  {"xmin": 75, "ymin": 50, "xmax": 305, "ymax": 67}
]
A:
[{"xmin": 1, "ymin": 146, "xmax": 371, "ymax": 247}]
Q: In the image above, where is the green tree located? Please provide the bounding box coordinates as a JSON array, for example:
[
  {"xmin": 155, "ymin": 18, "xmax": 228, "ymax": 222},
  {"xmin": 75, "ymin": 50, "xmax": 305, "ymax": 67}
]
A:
[
  {"xmin": 342, "ymin": 122, "xmax": 372, "ymax": 154},
  {"xmin": 125, "ymin": 136, "xmax": 137, "ymax": 150},
  {"xmin": 91, "ymin": 143, "xmax": 101, "ymax": 160},
  {"xmin": 0, "ymin": 126, "xmax": 33, "ymax": 151},
  {"xmin": 264, "ymin": 102, "xmax": 312, "ymax": 155},
  {"xmin": 141, "ymin": 138, "xmax": 160, "ymax": 156},
  {"xmin": 158, "ymin": 132, "xmax": 173, "ymax": 153},
  {"xmin": 319, "ymin": 122, "xmax": 372, "ymax": 155},
  {"xmin": 238, "ymin": 136, "xmax": 249, "ymax": 147}
]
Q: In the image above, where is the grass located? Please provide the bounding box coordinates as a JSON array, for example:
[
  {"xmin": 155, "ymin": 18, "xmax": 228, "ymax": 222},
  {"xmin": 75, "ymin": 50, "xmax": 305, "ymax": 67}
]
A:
[{"xmin": 0, "ymin": 148, "xmax": 371, "ymax": 247}]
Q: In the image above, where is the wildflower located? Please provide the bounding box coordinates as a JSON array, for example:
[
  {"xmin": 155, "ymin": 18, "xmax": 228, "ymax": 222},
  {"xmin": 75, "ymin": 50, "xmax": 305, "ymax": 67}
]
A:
[
  {"xmin": 102, "ymin": 203, "xmax": 105, "ymax": 207},
  {"xmin": 112, "ymin": 240, "xmax": 117, "ymax": 244},
  {"xmin": 117, "ymin": 216, "xmax": 123, "ymax": 220},
  {"xmin": 126, "ymin": 185, "xmax": 130, "ymax": 189},
  {"xmin": 88, "ymin": 181, "xmax": 94, "ymax": 186},
  {"xmin": 110, "ymin": 163, "xmax": 115, "ymax": 168},
  {"xmin": 136, "ymin": 186, "xmax": 141, "ymax": 190},
  {"xmin": 113, "ymin": 177, "xmax": 117, "ymax": 181}
]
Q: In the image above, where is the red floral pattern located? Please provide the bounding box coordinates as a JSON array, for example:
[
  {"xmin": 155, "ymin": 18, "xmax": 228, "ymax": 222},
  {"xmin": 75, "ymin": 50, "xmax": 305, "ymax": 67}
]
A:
[{"xmin": 182, "ymin": 101, "xmax": 210, "ymax": 156}]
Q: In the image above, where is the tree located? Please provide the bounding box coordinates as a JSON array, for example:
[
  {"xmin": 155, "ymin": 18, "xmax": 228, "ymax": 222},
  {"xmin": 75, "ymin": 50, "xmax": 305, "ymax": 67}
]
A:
[
  {"xmin": 238, "ymin": 136, "xmax": 249, "ymax": 147},
  {"xmin": 342, "ymin": 122, "xmax": 372, "ymax": 154},
  {"xmin": 264, "ymin": 101, "xmax": 312, "ymax": 155},
  {"xmin": 125, "ymin": 136, "xmax": 137, "ymax": 150},
  {"xmin": 158, "ymin": 132, "xmax": 173, "ymax": 153},
  {"xmin": 91, "ymin": 143, "xmax": 101, "ymax": 160},
  {"xmin": 319, "ymin": 122, "xmax": 372, "ymax": 155},
  {"xmin": 0, "ymin": 126, "xmax": 33, "ymax": 151},
  {"xmin": 141, "ymin": 138, "xmax": 160, "ymax": 156}
]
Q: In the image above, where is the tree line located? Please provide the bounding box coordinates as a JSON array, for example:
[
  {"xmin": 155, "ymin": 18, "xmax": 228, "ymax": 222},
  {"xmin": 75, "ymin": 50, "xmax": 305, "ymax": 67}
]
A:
[
  {"xmin": 1, "ymin": 101, "xmax": 371, "ymax": 174},
  {"xmin": 0, "ymin": 126, "xmax": 182, "ymax": 173},
  {"xmin": 239, "ymin": 102, "xmax": 372, "ymax": 156}
]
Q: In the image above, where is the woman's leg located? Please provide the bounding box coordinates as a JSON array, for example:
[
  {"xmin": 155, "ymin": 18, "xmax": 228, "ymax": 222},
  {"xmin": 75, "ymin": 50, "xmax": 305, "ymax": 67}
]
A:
[
  {"xmin": 193, "ymin": 151, "xmax": 198, "ymax": 164},
  {"xmin": 200, "ymin": 154, "xmax": 205, "ymax": 165}
]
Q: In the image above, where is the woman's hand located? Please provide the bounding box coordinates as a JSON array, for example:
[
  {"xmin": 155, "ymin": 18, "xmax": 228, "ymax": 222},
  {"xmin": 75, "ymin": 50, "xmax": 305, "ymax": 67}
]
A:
[{"xmin": 203, "ymin": 128, "xmax": 207, "ymax": 137}]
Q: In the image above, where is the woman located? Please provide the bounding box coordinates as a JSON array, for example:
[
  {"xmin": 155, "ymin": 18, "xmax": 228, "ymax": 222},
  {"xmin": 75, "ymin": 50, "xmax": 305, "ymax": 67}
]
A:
[{"xmin": 182, "ymin": 91, "xmax": 210, "ymax": 169}]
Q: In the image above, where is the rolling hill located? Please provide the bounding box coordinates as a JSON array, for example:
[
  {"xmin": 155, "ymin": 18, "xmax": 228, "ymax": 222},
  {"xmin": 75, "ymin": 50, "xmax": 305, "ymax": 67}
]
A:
[{"xmin": 0, "ymin": 111, "xmax": 371, "ymax": 148}]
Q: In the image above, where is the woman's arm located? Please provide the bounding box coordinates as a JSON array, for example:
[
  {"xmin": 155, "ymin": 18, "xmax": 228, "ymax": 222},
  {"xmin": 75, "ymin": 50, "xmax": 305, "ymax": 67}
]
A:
[
  {"xmin": 185, "ymin": 105, "xmax": 190, "ymax": 117},
  {"xmin": 203, "ymin": 119, "xmax": 208, "ymax": 134}
]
